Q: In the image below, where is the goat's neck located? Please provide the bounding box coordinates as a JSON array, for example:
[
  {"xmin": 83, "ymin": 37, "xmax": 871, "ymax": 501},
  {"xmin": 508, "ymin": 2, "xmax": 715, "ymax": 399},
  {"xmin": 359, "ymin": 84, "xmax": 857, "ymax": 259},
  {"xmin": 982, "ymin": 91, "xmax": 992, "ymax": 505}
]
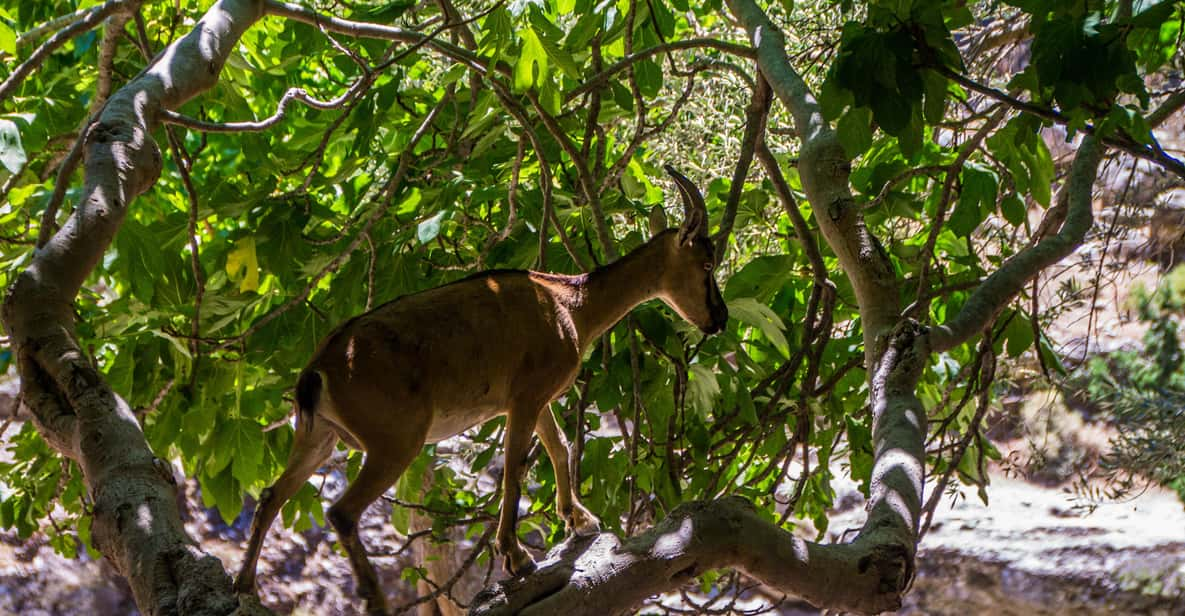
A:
[{"xmin": 565, "ymin": 237, "xmax": 666, "ymax": 352}]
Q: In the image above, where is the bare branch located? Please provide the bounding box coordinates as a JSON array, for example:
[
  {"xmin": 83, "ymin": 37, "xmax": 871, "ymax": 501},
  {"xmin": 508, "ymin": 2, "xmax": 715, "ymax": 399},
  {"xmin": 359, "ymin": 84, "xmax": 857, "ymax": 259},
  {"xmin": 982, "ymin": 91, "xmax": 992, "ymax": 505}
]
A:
[
  {"xmin": 754, "ymin": 138, "xmax": 826, "ymax": 283},
  {"xmin": 263, "ymin": 0, "xmax": 493, "ymax": 76},
  {"xmin": 92, "ymin": 11, "xmax": 130, "ymax": 112},
  {"xmin": 1148, "ymin": 89, "xmax": 1185, "ymax": 129},
  {"xmin": 937, "ymin": 66, "xmax": 1185, "ymax": 179},
  {"xmin": 715, "ymin": 74, "xmax": 770, "ymax": 258},
  {"xmin": 161, "ymin": 85, "xmax": 362, "ymax": 132},
  {"xmin": 36, "ymin": 122, "xmax": 94, "ymax": 248},
  {"xmin": 908, "ymin": 104, "xmax": 1009, "ymax": 314},
  {"xmin": 567, "ymin": 39, "xmax": 756, "ymax": 102}
]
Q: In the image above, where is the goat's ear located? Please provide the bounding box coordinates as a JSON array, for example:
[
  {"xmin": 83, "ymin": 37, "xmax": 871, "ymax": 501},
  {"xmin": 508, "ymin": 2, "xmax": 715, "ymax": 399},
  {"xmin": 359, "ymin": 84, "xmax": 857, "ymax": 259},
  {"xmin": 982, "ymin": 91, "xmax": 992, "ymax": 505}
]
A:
[
  {"xmin": 665, "ymin": 164, "xmax": 708, "ymax": 246},
  {"xmin": 649, "ymin": 205, "xmax": 668, "ymax": 237}
]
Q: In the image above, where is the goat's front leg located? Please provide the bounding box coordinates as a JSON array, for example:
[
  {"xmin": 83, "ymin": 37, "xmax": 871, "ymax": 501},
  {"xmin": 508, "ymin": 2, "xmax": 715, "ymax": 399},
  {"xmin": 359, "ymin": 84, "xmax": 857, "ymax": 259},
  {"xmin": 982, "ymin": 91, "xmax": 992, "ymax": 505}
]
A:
[
  {"xmin": 535, "ymin": 407, "xmax": 600, "ymax": 535},
  {"xmin": 496, "ymin": 404, "xmax": 540, "ymax": 576}
]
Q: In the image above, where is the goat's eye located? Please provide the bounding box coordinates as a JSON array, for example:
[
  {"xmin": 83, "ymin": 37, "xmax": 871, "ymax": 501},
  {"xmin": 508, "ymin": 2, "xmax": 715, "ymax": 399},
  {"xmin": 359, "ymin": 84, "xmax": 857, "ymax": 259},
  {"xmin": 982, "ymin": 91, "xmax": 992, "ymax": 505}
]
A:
[{"xmin": 703, "ymin": 262, "xmax": 713, "ymax": 272}]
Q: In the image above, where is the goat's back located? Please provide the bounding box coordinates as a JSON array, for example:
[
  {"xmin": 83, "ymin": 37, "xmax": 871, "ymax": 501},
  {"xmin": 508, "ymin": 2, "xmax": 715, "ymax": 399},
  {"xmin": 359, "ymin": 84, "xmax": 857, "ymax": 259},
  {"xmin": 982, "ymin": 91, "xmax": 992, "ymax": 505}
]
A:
[{"xmin": 302, "ymin": 271, "xmax": 581, "ymax": 448}]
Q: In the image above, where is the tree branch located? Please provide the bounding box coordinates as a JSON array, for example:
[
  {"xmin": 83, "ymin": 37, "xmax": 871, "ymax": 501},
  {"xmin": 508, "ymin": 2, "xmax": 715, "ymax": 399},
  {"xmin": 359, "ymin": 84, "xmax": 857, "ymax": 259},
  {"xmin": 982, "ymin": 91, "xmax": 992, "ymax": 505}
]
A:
[
  {"xmin": 0, "ymin": 0, "xmax": 136, "ymax": 107},
  {"xmin": 1148, "ymin": 89, "xmax": 1185, "ymax": 129},
  {"xmin": 566, "ymin": 39, "xmax": 756, "ymax": 102},
  {"xmin": 263, "ymin": 0, "xmax": 497, "ymax": 77},
  {"xmin": 727, "ymin": 0, "xmax": 899, "ymax": 364},
  {"xmin": 714, "ymin": 73, "xmax": 770, "ymax": 258},
  {"xmin": 930, "ymin": 136, "xmax": 1103, "ymax": 351},
  {"xmin": 469, "ymin": 496, "xmax": 911, "ymax": 616},
  {"xmin": 937, "ymin": 66, "xmax": 1185, "ymax": 179}
]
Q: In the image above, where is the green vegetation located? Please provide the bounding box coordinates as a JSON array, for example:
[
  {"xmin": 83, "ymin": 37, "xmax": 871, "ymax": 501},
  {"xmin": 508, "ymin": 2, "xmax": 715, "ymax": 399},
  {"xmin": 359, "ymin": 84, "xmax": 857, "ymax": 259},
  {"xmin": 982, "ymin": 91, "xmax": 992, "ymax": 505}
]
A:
[
  {"xmin": 1071, "ymin": 266, "xmax": 1185, "ymax": 502},
  {"xmin": 0, "ymin": 0, "xmax": 1181, "ymax": 611}
]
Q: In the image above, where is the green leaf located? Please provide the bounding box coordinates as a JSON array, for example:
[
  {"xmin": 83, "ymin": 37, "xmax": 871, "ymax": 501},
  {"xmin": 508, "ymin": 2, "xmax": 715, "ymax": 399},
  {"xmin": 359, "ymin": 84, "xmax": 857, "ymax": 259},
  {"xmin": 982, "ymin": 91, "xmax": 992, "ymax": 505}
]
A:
[
  {"xmin": 1004, "ymin": 312, "xmax": 1034, "ymax": 358},
  {"xmin": 818, "ymin": 76, "xmax": 854, "ymax": 121},
  {"xmin": 723, "ymin": 255, "xmax": 796, "ymax": 302},
  {"xmin": 836, "ymin": 106, "xmax": 873, "ymax": 159},
  {"xmin": 922, "ymin": 70, "xmax": 947, "ymax": 124},
  {"xmin": 417, "ymin": 210, "xmax": 447, "ymax": 244},
  {"xmin": 727, "ymin": 297, "xmax": 789, "ymax": 354},
  {"xmin": 1024, "ymin": 140, "xmax": 1054, "ymax": 207},
  {"xmin": 949, "ymin": 163, "xmax": 999, "ymax": 237},
  {"xmin": 687, "ymin": 364, "xmax": 720, "ymax": 420},
  {"xmin": 514, "ymin": 29, "xmax": 548, "ymax": 90},
  {"xmin": 0, "ymin": 119, "xmax": 27, "ymax": 175},
  {"xmin": 225, "ymin": 237, "xmax": 261, "ymax": 293},
  {"xmin": 0, "ymin": 21, "xmax": 15, "ymax": 56},
  {"xmin": 1000, "ymin": 194, "xmax": 1026, "ymax": 227},
  {"xmin": 870, "ymin": 93, "xmax": 911, "ymax": 136},
  {"xmin": 529, "ymin": 10, "xmax": 581, "ymax": 79},
  {"xmin": 366, "ymin": 0, "xmax": 415, "ymax": 22},
  {"xmin": 202, "ymin": 467, "xmax": 243, "ymax": 524},
  {"xmin": 229, "ymin": 420, "xmax": 265, "ymax": 487},
  {"xmin": 634, "ymin": 59, "xmax": 663, "ymax": 98}
]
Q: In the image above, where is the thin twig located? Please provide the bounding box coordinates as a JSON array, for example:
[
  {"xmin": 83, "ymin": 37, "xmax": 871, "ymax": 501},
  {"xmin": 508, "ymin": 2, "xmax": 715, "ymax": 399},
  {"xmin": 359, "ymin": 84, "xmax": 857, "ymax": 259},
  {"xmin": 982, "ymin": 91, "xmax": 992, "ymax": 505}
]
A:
[
  {"xmin": 715, "ymin": 74, "xmax": 771, "ymax": 258},
  {"xmin": 0, "ymin": 0, "xmax": 135, "ymax": 106}
]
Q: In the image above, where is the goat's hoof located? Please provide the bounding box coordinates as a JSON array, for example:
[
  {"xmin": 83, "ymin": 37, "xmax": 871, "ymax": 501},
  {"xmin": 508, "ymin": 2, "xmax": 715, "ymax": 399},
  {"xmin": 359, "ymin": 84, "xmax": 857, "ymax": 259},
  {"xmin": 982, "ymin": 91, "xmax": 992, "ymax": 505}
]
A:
[
  {"xmin": 504, "ymin": 553, "xmax": 538, "ymax": 577},
  {"xmin": 569, "ymin": 506, "xmax": 602, "ymax": 536}
]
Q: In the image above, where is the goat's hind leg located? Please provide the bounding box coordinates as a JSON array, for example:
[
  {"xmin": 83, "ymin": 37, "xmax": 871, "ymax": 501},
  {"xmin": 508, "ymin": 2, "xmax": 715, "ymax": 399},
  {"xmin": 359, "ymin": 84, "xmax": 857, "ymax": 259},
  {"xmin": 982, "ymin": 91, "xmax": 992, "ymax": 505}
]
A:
[
  {"xmin": 236, "ymin": 417, "xmax": 338, "ymax": 593},
  {"xmin": 328, "ymin": 447, "xmax": 419, "ymax": 615},
  {"xmin": 496, "ymin": 403, "xmax": 544, "ymax": 576}
]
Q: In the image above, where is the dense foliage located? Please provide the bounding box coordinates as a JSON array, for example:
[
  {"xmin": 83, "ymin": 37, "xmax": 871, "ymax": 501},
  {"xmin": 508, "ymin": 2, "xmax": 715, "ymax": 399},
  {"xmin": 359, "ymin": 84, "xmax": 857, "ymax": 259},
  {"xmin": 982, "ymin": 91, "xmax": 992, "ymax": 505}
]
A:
[{"xmin": 0, "ymin": 0, "xmax": 1182, "ymax": 608}]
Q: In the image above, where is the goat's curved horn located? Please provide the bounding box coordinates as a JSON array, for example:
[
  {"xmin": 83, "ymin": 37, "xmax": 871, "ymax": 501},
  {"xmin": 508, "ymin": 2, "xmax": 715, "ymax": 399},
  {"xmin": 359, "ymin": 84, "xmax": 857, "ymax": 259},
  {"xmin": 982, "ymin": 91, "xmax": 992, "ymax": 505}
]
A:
[{"xmin": 664, "ymin": 164, "xmax": 708, "ymax": 239}]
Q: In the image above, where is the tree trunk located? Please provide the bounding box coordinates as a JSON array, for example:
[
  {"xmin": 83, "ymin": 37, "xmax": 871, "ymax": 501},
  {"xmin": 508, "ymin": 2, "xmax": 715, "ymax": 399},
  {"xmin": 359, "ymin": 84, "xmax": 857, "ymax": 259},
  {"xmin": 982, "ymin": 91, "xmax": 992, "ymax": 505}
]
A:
[{"xmin": 1, "ymin": 2, "xmax": 270, "ymax": 614}]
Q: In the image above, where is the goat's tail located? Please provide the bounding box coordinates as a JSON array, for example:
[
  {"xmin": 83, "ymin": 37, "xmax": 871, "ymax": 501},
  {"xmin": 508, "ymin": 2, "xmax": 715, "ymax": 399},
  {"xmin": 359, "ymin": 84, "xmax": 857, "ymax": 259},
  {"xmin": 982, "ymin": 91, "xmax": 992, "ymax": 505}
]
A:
[{"xmin": 294, "ymin": 369, "xmax": 323, "ymax": 433}]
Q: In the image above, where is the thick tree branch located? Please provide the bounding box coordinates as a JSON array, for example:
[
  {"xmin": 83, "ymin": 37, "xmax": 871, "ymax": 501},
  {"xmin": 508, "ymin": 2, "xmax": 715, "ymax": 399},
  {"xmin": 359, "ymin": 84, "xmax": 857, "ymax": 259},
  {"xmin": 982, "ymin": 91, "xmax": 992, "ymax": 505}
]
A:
[
  {"xmin": 1, "ymin": 2, "xmax": 272, "ymax": 614},
  {"xmin": 1148, "ymin": 89, "xmax": 1185, "ymax": 129},
  {"xmin": 930, "ymin": 137, "xmax": 1103, "ymax": 351},
  {"xmin": 469, "ymin": 497, "xmax": 911, "ymax": 616},
  {"xmin": 470, "ymin": 318, "xmax": 929, "ymax": 615},
  {"xmin": 727, "ymin": 0, "xmax": 899, "ymax": 364}
]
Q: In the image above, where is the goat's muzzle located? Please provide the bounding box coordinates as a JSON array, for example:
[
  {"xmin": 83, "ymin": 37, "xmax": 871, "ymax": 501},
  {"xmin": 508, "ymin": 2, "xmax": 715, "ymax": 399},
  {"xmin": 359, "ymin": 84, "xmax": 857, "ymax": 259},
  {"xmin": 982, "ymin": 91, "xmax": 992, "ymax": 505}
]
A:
[{"xmin": 701, "ymin": 309, "xmax": 728, "ymax": 335}]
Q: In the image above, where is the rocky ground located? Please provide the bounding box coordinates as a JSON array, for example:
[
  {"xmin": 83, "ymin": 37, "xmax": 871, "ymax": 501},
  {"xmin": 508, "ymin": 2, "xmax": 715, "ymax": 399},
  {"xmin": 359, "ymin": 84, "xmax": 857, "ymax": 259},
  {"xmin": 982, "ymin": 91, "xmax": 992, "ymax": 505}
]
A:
[{"xmin": 901, "ymin": 475, "xmax": 1185, "ymax": 615}]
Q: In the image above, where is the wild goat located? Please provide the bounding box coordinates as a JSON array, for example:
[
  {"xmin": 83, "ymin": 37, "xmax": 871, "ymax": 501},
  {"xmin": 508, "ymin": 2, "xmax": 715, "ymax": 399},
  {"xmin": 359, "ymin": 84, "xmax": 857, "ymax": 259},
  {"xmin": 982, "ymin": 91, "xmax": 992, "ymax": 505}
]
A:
[{"xmin": 235, "ymin": 166, "xmax": 728, "ymax": 614}]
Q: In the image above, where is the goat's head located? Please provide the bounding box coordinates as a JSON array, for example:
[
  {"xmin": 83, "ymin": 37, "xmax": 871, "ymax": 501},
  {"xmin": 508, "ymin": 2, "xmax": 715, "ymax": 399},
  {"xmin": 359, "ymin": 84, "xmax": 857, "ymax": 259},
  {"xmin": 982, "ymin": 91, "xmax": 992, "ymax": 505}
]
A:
[{"xmin": 649, "ymin": 165, "xmax": 729, "ymax": 335}]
